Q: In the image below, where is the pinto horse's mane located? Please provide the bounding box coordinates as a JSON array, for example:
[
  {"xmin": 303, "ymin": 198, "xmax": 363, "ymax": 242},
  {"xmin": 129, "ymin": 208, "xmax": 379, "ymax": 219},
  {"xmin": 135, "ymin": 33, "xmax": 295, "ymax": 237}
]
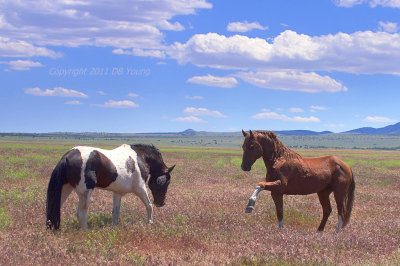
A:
[
  {"xmin": 255, "ymin": 131, "xmax": 302, "ymax": 161},
  {"xmin": 130, "ymin": 144, "xmax": 167, "ymax": 176}
]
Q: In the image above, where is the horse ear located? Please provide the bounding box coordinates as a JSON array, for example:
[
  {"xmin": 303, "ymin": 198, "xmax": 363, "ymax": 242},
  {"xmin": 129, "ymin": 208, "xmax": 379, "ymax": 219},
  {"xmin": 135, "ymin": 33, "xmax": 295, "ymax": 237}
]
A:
[
  {"xmin": 168, "ymin": 164, "xmax": 176, "ymax": 173},
  {"xmin": 249, "ymin": 130, "xmax": 253, "ymax": 136},
  {"xmin": 242, "ymin": 129, "xmax": 248, "ymax": 137}
]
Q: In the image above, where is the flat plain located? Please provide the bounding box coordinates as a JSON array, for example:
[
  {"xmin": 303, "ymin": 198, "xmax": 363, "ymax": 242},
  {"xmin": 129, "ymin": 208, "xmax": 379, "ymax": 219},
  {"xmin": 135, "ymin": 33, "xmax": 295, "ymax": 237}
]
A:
[{"xmin": 0, "ymin": 140, "xmax": 399, "ymax": 264}]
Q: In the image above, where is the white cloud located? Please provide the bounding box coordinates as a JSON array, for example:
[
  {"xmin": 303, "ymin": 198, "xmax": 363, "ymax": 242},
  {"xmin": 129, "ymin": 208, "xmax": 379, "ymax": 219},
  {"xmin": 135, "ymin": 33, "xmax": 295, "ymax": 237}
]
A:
[
  {"xmin": 0, "ymin": 37, "xmax": 61, "ymax": 58},
  {"xmin": 168, "ymin": 30, "xmax": 400, "ymax": 75},
  {"xmin": 252, "ymin": 111, "xmax": 320, "ymax": 122},
  {"xmin": 363, "ymin": 116, "xmax": 396, "ymax": 122},
  {"xmin": 334, "ymin": 0, "xmax": 400, "ymax": 7},
  {"xmin": 184, "ymin": 107, "xmax": 227, "ymax": 118},
  {"xmin": 93, "ymin": 100, "xmax": 139, "ymax": 108},
  {"xmin": 128, "ymin": 93, "xmax": 139, "ymax": 98},
  {"xmin": 174, "ymin": 115, "xmax": 207, "ymax": 123},
  {"xmin": 235, "ymin": 71, "xmax": 348, "ymax": 93},
  {"xmin": 310, "ymin": 105, "xmax": 328, "ymax": 111},
  {"xmin": 289, "ymin": 107, "xmax": 304, "ymax": 113},
  {"xmin": 379, "ymin": 21, "xmax": 398, "ymax": 33},
  {"xmin": 96, "ymin": 90, "xmax": 106, "ymax": 95},
  {"xmin": 113, "ymin": 48, "xmax": 166, "ymax": 58},
  {"xmin": 24, "ymin": 87, "xmax": 88, "ymax": 98},
  {"xmin": 187, "ymin": 74, "xmax": 238, "ymax": 88},
  {"xmin": 64, "ymin": 100, "xmax": 82, "ymax": 105},
  {"xmin": 0, "ymin": 0, "xmax": 212, "ymax": 53},
  {"xmin": 0, "ymin": 60, "xmax": 43, "ymax": 70},
  {"xmin": 227, "ymin": 21, "xmax": 268, "ymax": 32},
  {"xmin": 185, "ymin": 95, "xmax": 203, "ymax": 100}
]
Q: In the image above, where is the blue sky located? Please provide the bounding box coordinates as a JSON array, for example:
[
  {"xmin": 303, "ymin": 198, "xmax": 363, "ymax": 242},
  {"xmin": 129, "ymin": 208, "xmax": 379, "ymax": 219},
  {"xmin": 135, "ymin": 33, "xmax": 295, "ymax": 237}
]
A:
[{"xmin": 0, "ymin": 0, "xmax": 399, "ymax": 133}]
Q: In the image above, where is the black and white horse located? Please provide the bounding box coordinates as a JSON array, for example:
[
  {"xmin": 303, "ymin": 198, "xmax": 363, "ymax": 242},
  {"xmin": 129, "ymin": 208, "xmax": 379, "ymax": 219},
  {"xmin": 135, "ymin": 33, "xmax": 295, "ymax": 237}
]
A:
[{"xmin": 46, "ymin": 144, "xmax": 175, "ymax": 230}]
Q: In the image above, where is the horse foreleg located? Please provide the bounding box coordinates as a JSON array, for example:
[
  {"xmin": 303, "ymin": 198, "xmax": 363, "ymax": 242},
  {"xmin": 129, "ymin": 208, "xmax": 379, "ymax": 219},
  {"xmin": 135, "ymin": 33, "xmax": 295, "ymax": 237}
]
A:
[
  {"xmin": 317, "ymin": 188, "xmax": 332, "ymax": 232},
  {"xmin": 245, "ymin": 186, "xmax": 263, "ymax": 213},
  {"xmin": 112, "ymin": 193, "xmax": 122, "ymax": 225},
  {"xmin": 77, "ymin": 189, "xmax": 93, "ymax": 230},
  {"xmin": 257, "ymin": 180, "xmax": 283, "ymax": 192},
  {"xmin": 134, "ymin": 187, "xmax": 154, "ymax": 224},
  {"xmin": 271, "ymin": 192, "xmax": 284, "ymax": 229}
]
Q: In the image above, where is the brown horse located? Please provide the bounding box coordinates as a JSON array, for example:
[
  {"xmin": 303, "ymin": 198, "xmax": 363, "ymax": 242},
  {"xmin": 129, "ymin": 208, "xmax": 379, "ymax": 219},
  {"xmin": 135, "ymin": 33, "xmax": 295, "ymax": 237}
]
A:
[{"xmin": 241, "ymin": 130, "xmax": 355, "ymax": 233}]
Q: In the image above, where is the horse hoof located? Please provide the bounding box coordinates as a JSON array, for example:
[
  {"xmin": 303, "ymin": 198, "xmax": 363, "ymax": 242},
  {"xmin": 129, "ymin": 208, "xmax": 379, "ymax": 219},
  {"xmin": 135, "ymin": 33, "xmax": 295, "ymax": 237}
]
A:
[{"xmin": 245, "ymin": 206, "xmax": 254, "ymax": 213}]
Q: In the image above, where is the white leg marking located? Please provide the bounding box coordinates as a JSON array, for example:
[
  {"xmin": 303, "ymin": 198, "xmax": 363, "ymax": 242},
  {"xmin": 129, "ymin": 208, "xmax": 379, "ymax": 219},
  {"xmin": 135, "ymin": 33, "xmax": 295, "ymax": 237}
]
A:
[
  {"xmin": 278, "ymin": 220, "xmax": 284, "ymax": 229},
  {"xmin": 112, "ymin": 193, "xmax": 122, "ymax": 225},
  {"xmin": 77, "ymin": 190, "xmax": 93, "ymax": 230},
  {"xmin": 336, "ymin": 215, "xmax": 343, "ymax": 233},
  {"xmin": 60, "ymin": 183, "xmax": 73, "ymax": 208},
  {"xmin": 134, "ymin": 186, "xmax": 153, "ymax": 224},
  {"xmin": 245, "ymin": 186, "xmax": 263, "ymax": 213}
]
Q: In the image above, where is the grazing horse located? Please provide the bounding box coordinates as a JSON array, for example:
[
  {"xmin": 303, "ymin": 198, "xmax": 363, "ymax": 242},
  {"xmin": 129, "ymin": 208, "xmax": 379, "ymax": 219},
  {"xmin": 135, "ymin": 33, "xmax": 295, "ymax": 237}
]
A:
[
  {"xmin": 241, "ymin": 130, "xmax": 355, "ymax": 233},
  {"xmin": 46, "ymin": 144, "xmax": 175, "ymax": 230}
]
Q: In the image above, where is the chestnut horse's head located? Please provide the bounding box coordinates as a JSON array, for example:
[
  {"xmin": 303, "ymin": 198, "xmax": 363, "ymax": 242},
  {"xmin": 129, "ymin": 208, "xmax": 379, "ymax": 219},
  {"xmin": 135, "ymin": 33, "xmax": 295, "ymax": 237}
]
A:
[{"xmin": 241, "ymin": 130, "xmax": 263, "ymax": 171}]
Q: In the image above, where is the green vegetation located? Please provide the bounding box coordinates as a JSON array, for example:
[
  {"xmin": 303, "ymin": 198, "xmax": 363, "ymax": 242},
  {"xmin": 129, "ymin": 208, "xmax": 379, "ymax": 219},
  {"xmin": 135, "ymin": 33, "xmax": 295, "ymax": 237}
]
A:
[{"xmin": 0, "ymin": 140, "xmax": 399, "ymax": 264}]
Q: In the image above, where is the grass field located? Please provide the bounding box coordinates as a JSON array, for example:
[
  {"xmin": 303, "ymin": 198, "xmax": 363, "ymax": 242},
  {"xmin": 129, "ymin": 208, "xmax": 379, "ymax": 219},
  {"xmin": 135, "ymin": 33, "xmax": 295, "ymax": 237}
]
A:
[{"xmin": 0, "ymin": 140, "xmax": 399, "ymax": 264}]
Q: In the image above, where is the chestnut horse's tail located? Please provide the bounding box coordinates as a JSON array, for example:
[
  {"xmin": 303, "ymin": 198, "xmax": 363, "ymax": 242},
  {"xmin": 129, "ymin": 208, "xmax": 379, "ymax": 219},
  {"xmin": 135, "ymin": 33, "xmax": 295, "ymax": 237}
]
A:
[
  {"xmin": 343, "ymin": 169, "xmax": 355, "ymax": 227},
  {"xmin": 46, "ymin": 157, "xmax": 67, "ymax": 230}
]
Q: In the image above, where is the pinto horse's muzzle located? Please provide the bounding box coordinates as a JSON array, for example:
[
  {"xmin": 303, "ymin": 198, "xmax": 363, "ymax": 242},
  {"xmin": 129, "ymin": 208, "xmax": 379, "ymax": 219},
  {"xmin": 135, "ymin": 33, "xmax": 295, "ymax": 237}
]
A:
[
  {"xmin": 154, "ymin": 201, "xmax": 165, "ymax": 207},
  {"xmin": 241, "ymin": 164, "xmax": 251, "ymax": 171}
]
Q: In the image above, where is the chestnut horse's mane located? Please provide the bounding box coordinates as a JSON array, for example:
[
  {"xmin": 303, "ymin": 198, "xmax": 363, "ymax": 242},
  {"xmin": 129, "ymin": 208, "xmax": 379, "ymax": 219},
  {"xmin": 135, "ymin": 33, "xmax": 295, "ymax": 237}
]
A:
[{"xmin": 255, "ymin": 131, "xmax": 302, "ymax": 161}]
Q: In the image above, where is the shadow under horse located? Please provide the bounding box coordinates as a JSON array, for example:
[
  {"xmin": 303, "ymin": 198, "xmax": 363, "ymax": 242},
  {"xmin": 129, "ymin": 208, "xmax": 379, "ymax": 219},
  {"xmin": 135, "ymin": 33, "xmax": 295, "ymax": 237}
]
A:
[{"xmin": 241, "ymin": 130, "xmax": 355, "ymax": 233}]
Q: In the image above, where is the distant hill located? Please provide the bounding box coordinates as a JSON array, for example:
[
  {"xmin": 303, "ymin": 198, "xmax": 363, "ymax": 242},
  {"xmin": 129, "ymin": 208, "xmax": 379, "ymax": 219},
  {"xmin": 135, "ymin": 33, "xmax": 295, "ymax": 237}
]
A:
[{"xmin": 343, "ymin": 122, "xmax": 400, "ymax": 135}]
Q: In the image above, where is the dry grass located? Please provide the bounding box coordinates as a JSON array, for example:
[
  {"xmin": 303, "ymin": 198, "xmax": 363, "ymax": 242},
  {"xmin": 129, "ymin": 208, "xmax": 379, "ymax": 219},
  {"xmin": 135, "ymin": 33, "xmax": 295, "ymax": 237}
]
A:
[{"xmin": 0, "ymin": 142, "xmax": 400, "ymax": 265}]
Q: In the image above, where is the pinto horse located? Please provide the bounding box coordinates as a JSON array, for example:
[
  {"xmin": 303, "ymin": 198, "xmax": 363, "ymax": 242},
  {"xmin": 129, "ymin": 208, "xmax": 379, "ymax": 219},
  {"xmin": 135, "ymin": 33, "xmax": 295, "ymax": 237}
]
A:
[
  {"xmin": 241, "ymin": 130, "xmax": 355, "ymax": 233},
  {"xmin": 46, "ymin": 144, "xmax": 175, "ymax": 230}
]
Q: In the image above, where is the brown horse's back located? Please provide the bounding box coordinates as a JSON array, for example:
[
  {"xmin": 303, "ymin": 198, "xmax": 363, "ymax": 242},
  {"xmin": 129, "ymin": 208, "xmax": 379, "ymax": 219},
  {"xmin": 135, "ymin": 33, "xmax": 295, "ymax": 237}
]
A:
[{"xmin": 283, "ymin": 156, "xmax": 352, "ymax": 195}]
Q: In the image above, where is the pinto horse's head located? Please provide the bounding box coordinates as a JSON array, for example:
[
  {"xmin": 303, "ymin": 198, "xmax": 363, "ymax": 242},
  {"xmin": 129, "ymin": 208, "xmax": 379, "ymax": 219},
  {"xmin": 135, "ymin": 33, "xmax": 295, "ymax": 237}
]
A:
[
  {"xmin": 241, "ymin": 130, "xmax": 263, "ymax": 171},
  {"xmin": 148, "ymin": 164, "xmax": 175, "ymax": 207}
]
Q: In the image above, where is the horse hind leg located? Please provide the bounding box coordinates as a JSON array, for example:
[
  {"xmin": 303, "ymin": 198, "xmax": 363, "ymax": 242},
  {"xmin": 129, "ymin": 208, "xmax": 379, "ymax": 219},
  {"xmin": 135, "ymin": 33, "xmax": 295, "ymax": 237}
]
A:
[
  {"xmin": 60, "ymin": 183, "xmax": 73, "ymax": 208},
  {"xmin": 112, "ymin": 193, "xmax": 122, "ymax": 225},
  {"xmin": 317, "ymin": 188, "xmax": 332, "ymax": 232},
  {"xmin": 76, "ymin": 189, "xmax": 93, "ymax": 230},
  {"xmin": 333, "ymin": 187, "xmax": 346, "ymax": 233},
  {"xmin": 271, "ymin": 192, "xmax": 284, "ymax": 229}
]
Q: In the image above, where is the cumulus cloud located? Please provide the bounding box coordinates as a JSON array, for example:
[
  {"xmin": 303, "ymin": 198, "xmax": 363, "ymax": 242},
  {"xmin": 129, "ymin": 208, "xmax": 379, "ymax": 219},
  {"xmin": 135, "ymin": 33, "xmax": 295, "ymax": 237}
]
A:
[
  {"xmin": 113, "ymin": 48, "xmax": 166, "ymax": 58},
  {"xmin": 0, "ymin": 0, "xmax": 212, "ymax": 54},
  {"xmin": 0, "ymin": 37, "xmax": 60, "ymax": 58},
  {"xmin": 128, "ymin": 93, "xmax": 139, "ymax": 98},
  {"xmin": 252, "ymin": 111, "xmax": 320, "ymax": 122},
  {"xmin": 185, "ymin": 95, "xmax": 203, "ymax": 100},
  {"xmin": 64, "ymin": 100, "xmax": 82, "ymax": 105},
  {"xmin": 363, "ymin": 116, "xmax": 396, "ymax": 122},
  {"xmin": 235, "ymin": 71, "xmax": 348, "ymax": 93},
  {"xmin": 184, "ymin": 107, "xmax": 227, "ymax": 118},
  {"xmin": 227, "ymin": 21, "xmax": 268, "ymax": 32},
  {"xmin": 334, "ymin": 0, "xmax": 400, "ymax": 7},
  {"xmin": 168, "ymin": 30, "xmax": 400, "ymax": 75},
  {"xmin": 289, "ymin": 107, "xmax": 304, "ymax": 113},
  {"xmin": 174, "ymin": 115, "xmax": 207, "ymax": 123},
  {"xmin": 379, "ymin": 21, "xmax": 398, "ymax": 33},
  {"xmin": 310, "ymin": 105, "xmax": 328, "ymax": 111},
  {"xmin": 93, "ymin": 100, "xmax": 139, "ymax": 108},
  {"xmin": 0, "ymin": 60, "xmax": 43, "ymax": 70},
  {"xmin": 24, "ymin": 87, "xmax": 88, "ymax": 98},
  {"xmin": 187, "ymin": 74, "xmax": 238, "ymax": 88}
]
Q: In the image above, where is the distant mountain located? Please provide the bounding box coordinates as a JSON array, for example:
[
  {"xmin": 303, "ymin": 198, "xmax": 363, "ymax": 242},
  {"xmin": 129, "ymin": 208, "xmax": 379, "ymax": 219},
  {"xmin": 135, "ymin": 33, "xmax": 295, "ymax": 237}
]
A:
[
  {"xmin": 343, "ymin": 122, "xmax": 400, "ymax": 135},
  {"xmin": 179, "ymin": 129, "xmax": 198, "ymax": 135}
]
